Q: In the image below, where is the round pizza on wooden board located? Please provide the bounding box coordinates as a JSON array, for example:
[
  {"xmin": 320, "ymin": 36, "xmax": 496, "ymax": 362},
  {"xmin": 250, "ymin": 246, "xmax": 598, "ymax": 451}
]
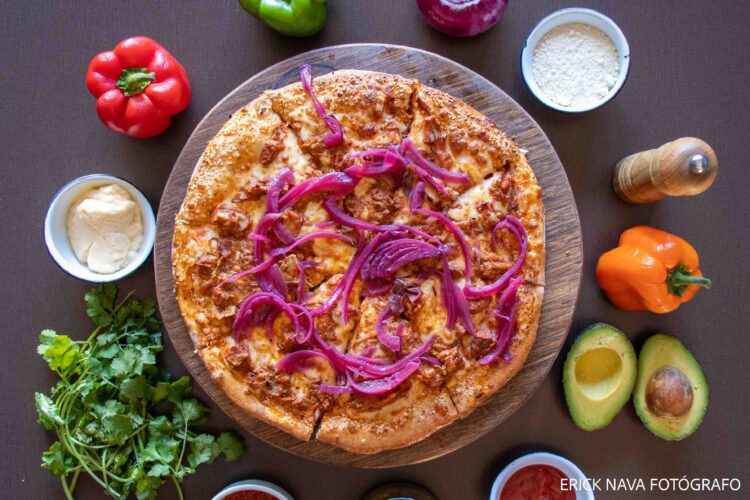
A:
[{"xmin": 172, "ymin": 68, "xmax": 544, "ymax": 454}]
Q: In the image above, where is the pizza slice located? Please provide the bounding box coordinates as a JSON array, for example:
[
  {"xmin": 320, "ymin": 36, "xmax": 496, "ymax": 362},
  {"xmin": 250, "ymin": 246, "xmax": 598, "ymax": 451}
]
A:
[
  {"xmin": 316, "ymin": 287, "xmax": 459, "ymax": 453},
  {"xmin": 173, "ymin": 94, "xmax": 311, "ymax": 347},
  {"xmin": 407, "ymin": 85, "xmax": 545, "ymax": 286},
  {"xmin": 266, "ymin": 69, "xmax": 417, "ymax": 171},
  {"xmin": 445, "ymin": 283, "xmax": 544, "ymax": 416},
  {"xmin": 173, "ymin": 95, "xmax": 346, "ymax": 440}
]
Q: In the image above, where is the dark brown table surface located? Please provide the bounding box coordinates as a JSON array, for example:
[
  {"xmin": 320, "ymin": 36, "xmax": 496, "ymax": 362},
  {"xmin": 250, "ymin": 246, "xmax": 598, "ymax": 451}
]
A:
[{"xmin": 2, "ymin": 1, "xmax": 749, "ymax": 499}]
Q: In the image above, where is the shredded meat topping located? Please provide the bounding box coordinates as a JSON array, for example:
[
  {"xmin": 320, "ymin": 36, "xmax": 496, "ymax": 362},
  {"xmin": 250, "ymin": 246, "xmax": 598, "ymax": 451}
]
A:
[
  {"xmin": 217, "ymin": 238, "xmax": 255, "ymax": 268},
  {"xmin": 409, "ymin": 213, "xmax": 450, "ymax": 243},
  {"xmin": 438, "ymin": 346, "xmax": 464, "ymax": 375},
  {"xmin": 232, "ymin": 181, "xmax": 267, "ymax": 203},
  {"xmin": 194, "ymin": 252, "xmax": 218, "ymax": 278},
  {"xmin": 488, "ymin": 169, "xmax": 515, "ymax": 208},
  {"xmin": 418, "ymin": 364, "xmax": 445, "ymax": 388},
  {"xmin": 314, "ymin": 313, "xmax": 339, "ymax": 345},
  {"xmin": 260, "ymin": 123, "xmax": 285, "ymax": 165},
  {"xmin": 295, "ymin": 382, "xmax": 334, "ymax": 413},
  {"xmin": 468, "ymin": 296, "xmax": 493, "ymax": 315},
  {"xmin": 245, "ymin": 366, "xmax": 333, "ymax": 415},
  {"xmin": 210, "ymin": 280, "xmax": 257, "ymax": 310},
  {"xmin": 398, "ymin": 325, "xmax": 423, "ymax": 354},
  {"xmin": 213, "ymin": 207, "xmax": 250, "ymax": 238},
  {"xmin": 277, "ymin": 254, "xmax": 300, "ymax": 288},
  {"xmin": 275, "ymin": 321, "xmax": 299, "ymax": 352},
  {"xmin": 469, "ymin": 325, "xmax": 496, "ymax": 359},
  {"xmin": 247, "ymin": 369, "xmax": 294, "ymax": 404},
  {"xmin": 224, "ymin": 343, "xmax": 250, "ymax": 370},
  {"xmin": 474, "ymin": 248, "xmax": 512, "ymax": 282},
  {"xmin": 344, "ymin": 177, "xmax": 402, "ymax": 225},
  {"xmin": 279, "ymin": 209, "xmax": 302, "ymax": 236}
]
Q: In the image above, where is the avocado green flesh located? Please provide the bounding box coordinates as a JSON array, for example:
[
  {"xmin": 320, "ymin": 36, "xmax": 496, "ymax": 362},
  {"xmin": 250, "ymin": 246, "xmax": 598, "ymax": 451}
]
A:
[
  {"xmin": 563, "ymin": 323, "xmax": 637, "ymax": 431},
  {"xmin": 633, "ymin": 334, "xmax": 708, "ymax": 441}
]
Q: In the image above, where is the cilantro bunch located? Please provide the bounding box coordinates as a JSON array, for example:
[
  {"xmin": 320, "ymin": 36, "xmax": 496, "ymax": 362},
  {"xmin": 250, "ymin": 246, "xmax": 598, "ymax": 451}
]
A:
[{"xmin": 35, "ymin": 285, "xmax": 244, "ymax": 500}]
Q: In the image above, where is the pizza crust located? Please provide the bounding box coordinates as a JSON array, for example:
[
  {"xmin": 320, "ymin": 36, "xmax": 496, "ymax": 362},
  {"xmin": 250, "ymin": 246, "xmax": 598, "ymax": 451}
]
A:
[{"xmin": 316, "ymin": 383, "xmax": 458, "ymax": 454}]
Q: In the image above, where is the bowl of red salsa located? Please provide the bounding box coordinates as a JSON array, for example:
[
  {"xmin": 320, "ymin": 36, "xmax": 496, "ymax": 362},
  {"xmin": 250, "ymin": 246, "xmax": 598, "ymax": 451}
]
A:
[
  {"xmin": 490, "ymin": 452, "xmax": 594, "ymax": 500},
  {"xmin": 213, "ymin": 479, "xmax": 294, "ymax": 500}
]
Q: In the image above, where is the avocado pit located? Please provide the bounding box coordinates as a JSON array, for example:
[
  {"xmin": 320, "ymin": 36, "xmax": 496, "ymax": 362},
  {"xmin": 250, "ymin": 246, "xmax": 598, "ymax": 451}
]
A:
[{"xmin": 645, "ymin": 365, "xmax": 693, "ymax": 417}]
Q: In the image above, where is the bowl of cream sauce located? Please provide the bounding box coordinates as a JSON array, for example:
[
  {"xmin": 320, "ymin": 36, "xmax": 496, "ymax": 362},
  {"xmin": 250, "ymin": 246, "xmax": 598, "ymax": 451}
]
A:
[{"xmin": 44, "ymin": 174, "xmax": 155, "ymax": 282}]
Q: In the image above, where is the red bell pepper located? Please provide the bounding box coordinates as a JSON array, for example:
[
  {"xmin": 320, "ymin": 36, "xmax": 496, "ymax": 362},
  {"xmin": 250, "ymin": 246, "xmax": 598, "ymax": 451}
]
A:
[{"xmin": 86, "ymin": 36, "xmax": 190, "ymax": 138}]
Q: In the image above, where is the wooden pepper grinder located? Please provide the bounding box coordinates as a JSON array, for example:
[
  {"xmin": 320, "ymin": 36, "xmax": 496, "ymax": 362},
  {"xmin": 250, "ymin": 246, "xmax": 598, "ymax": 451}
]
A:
[{"xmin": 613, "ymin": 137, "xmax": 718, "ymax": 204}]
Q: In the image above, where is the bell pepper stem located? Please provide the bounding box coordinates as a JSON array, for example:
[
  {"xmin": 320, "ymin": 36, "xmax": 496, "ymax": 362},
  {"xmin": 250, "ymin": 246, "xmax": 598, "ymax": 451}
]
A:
[
  {"xmin": 670, "ymin": 271, "xmax": 712, "ymax": 288},
  {"xmin": 667, "ymin": 263, "xmax": 712, "ymax": 297},
  {"xmin": 116, "ymin": 68, "xmax": 156, "ymax": 97}
]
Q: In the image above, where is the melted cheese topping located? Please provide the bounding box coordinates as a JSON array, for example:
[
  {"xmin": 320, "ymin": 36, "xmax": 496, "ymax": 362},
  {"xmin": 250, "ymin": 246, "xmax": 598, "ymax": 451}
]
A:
[{"xmin": 448, "ymin": 174, "xmax": 509, "ymax": 220}]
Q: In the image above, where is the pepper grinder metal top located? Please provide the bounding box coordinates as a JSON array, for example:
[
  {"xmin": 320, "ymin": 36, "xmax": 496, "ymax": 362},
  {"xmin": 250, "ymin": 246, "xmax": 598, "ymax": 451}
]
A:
[{"xmin": 613, "ymin": 137, "xmax": 718, "ymax": 204}]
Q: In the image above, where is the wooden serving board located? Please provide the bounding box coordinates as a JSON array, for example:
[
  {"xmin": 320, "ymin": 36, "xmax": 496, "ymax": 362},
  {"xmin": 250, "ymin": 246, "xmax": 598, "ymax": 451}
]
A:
[{"xmin": 154, "ymin": 44, "xmax": 582, "ymax": 468}]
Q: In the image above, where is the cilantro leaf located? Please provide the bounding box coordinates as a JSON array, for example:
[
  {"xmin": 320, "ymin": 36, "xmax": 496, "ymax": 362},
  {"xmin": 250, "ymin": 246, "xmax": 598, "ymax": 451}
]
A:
[
  {"xmin": 137, "ymin": 346, "xmax": 156, "ymax": 366},
  {"xmin": 39, "ymin": 329, "xmax": 57, "ymax": 346},
  {"xmin": 142, "ymin": 298, "xmax": 156, "ymax": 318},
  {"xmin": 147, "ymin": 463, "xmax": 171, "ymax": 478},
  {"xmin": 102, "ymin": 413, "xmax": 134, "ymax": 444},
  {"xmin": 147, "ymin": 415, "xmax": 173, "ymax": 437},
  {"xmin": 141, "ymin": 438, "xmax": 176, "ymax": 464},
  {"xmin": 96, "ymin": 332, "xmax": 117, "ymax": 346},
  {"xmin": 41, "ymin": 442, "xmax": 73, "ymax": 476},
  {"xmin": 94, "ymin": 399, "xmax": 125, "ymax": 418},
  {"xmin": 98, "ymin": 343, "xmax": 121, "ymax": 359},
  {"xmin": 120, "ymin": 375, "xmax": 147, "ymax": 403},
  {"xmin": 85, "ymin": 284, "xmax": 116, "ymax": 327},
  {"xmin": 187, "ymin": 433, "xmax": 220, "ymax": 468},
  {"xmin": 111, "ymin": 347, "xmax": 141, "ymax": 378},
  {"xmin": 217, "ymin": 432, "xmax": 245, "ymax": 461},
  {"xmin": 35, "ymin": 392, "xmax": 65, "ymax": 429},
  {"xmin": 167, "ymin": 375, "xmax": 192, "ymax": 403},
  {"xmin": 38, "ymin": 330, "xmax": 79, "ymax": 371},
  {"xmin": 150, "ymin": 381, "xmax": 170, "ymax": 403},
  {"xmin": 173, "ymin": 399, "xmax": 207, "ymax": 427},
  {"xmin": 135, "ymin": 474, "xmax": 164, "ymax": 500}
]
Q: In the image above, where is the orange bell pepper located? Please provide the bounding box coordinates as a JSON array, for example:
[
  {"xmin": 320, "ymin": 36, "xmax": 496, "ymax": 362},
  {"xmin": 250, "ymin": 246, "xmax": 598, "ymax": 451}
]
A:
[{"xmin": 596, "ymin": 226, "xmax": 712, "ymax": 313}]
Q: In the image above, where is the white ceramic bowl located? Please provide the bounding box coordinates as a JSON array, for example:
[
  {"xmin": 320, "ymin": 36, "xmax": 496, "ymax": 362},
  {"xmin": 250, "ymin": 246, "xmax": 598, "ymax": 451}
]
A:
[
  {"xmin": 521, "ymin": 8, "xmax": 630, "ymax": 113},
  {"xmin": 489, "ymin": 451, "xmax": 594, "ymax": 500},
  {"xmin": 212, "ymin": 479, "xmax": 294, "ymax": 500},
  {"xmin": 44, "ymin": 174, "xmax": 156, "ymax": 283}
]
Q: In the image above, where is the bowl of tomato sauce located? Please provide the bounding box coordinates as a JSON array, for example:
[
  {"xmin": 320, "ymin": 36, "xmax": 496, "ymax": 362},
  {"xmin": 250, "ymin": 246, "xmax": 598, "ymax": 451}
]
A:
[
  {"xmin": 490, "ymin": 452, "xmax": 594, "ymax": 500},
  {"xmin": 213, "ymin": 479, "xmax": 294, "ymax": 500}
]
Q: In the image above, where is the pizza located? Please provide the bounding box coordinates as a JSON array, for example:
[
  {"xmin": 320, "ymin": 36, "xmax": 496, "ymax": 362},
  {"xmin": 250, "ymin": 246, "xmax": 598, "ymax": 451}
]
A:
[{"xmin": 172, "ymin": 67, "xmax": 545, "ymax": 454}]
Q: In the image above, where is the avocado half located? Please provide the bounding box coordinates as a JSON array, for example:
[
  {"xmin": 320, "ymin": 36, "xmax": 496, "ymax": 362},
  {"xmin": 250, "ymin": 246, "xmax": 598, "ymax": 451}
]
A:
[
  {"xmin": 633, "ymin": 334, "xmax": 708, "ymax": 441},
  {"xmin": 563, "ymin": 323, "xmax": 637, "ymax": 431}
]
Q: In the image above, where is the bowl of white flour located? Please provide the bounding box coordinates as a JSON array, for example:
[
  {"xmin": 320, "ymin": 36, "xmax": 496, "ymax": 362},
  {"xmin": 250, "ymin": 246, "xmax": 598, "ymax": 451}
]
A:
[{"xmin": 521, "ymin": 8, "xmax": 630, "ymax": 113}]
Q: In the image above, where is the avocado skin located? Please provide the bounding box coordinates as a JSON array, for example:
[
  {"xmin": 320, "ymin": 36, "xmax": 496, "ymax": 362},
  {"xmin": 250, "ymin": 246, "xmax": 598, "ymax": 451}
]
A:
[
  {"xmin": 633, "ymin": 334, "xmax": 709, "ymax": 441},
  {"xmin": 563, "ymin": 323, "xmax": 637, "ymax": 431}
]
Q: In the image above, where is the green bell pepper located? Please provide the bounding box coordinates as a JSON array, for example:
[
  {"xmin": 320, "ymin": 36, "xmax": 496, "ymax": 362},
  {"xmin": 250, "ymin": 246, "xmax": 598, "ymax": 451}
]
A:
[{"xmin": 239, "ymin": 0, "xmax": 328, "ymax": 37}]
